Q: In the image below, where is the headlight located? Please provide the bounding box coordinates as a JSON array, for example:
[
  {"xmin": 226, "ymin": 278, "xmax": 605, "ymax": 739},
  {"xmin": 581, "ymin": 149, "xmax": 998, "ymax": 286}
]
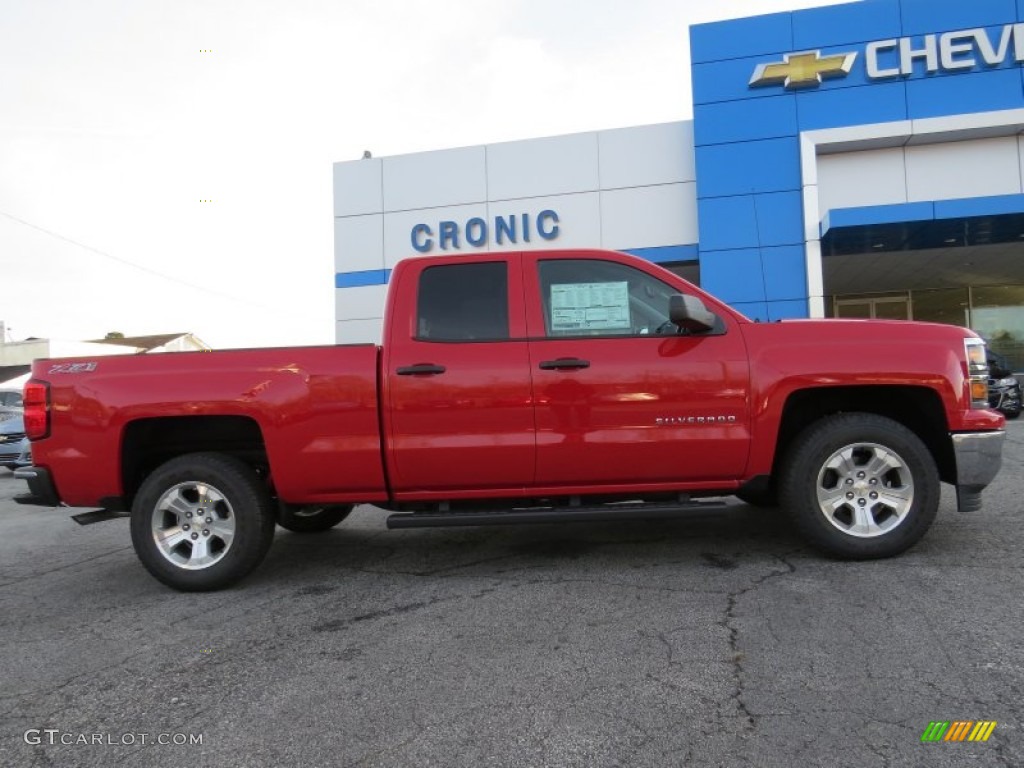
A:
[{"xmin": 995, "ymin": 377, "xmax": 1018, "ymax": 387}]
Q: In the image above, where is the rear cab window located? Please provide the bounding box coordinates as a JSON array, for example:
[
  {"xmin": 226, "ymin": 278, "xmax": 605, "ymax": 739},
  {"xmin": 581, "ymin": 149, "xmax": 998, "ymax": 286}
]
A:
[{"xmin": 417, "ymin": 262, "xmax": 509, "ymax": 342}]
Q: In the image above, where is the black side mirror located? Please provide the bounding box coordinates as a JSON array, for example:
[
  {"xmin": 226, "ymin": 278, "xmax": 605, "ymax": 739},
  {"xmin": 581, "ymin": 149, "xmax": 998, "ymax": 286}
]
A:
[{"xmin": 669, "ymin": 294, "xmax": 717, "ymax": 334}]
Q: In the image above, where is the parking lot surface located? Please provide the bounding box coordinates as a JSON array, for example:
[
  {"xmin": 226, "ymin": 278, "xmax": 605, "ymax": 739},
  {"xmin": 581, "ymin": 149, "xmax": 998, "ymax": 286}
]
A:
[{"xmin": 1, "ymin": 422, "xmax": 1022, "ymax": 767}]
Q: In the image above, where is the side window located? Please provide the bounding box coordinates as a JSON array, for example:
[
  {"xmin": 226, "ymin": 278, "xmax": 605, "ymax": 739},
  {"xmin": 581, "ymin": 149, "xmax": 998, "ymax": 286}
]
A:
[
  {"xmin": 417, "ymin": 262, "xmax": 510, "ymax": 342},
  {"xmin": 538, "ymin": 259, "xmax": 679, "ymax": 337}
]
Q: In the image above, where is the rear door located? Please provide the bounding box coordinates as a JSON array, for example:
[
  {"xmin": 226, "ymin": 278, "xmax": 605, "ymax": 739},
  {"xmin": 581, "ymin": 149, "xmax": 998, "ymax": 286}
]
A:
[
  {"xmin": 524, "ymin": 253, "xmax": 751, "ymax": 489},
  {"xmin": 382, "ymin": 255, "xmax": 535, "ymax": 496}
]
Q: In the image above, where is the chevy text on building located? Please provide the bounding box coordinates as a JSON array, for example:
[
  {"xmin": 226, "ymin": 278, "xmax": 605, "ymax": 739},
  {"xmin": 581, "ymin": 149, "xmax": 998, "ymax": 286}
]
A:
[
  {"xmin": 411, "ymin": 209, "xmax": 560, "ymax": 253},
  {"xmin": 751, "ymin": 23, "xmax": 1024, "ymax": 89}
]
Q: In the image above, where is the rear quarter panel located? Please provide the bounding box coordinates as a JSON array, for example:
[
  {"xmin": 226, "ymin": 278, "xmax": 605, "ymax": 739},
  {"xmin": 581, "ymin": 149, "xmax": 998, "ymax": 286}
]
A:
[{"xmin": 31, "ymin": 346, "xmax": 386, "ymax": 506}]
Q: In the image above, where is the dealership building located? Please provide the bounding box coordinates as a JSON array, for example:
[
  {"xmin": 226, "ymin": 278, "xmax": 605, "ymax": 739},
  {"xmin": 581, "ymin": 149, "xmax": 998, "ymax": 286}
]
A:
[{"xmin": 333, "ymin": 0, "xmax": 1024, "ymax": 369}]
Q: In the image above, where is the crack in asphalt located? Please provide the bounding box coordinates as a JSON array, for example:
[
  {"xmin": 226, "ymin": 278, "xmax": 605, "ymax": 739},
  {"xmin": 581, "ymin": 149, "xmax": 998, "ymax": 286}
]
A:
[
  {"xmin": 310, "ymin": 586, "xmax": 496, "ymax": 633},
  {"xmin": 721, "ymin": 552, "xmax": 799, "ymax": 731}
]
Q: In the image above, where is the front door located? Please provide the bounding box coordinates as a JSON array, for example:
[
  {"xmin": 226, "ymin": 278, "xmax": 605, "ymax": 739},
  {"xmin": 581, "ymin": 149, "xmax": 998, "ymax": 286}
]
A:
[{"xmin": 523, "ymin": 254, "xmax": 751, "ymax": 489}]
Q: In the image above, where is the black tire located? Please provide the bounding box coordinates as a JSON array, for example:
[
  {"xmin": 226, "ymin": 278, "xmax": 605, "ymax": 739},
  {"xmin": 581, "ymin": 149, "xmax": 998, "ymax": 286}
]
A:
[
  {"xmin": 277, "ymin": 504, "xmax": 353, "ymax": 533},
  {"xmin": 1003, "ymin": 410, "xmax": 1020, "ymax": 420},
  {"xmin": 130, "ymin": 453, "xmax": 276, "ymax": 591},
  {"xmin": 779, "ymin": 413, "xmax": 939, "ymax": 559}
]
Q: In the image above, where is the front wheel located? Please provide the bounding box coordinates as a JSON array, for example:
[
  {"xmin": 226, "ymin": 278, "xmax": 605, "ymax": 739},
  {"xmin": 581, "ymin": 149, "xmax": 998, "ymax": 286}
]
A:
[
  {"xmin": 277, "ymin": 504, "xmax": 353, "ymax": 533},
  {"xmin": 779, "ymin": 413, "xmax": 940, "ymax": 559},
  {"xmin": 130, "ymin": 453, "xmax": 276, "ymax": 591}
]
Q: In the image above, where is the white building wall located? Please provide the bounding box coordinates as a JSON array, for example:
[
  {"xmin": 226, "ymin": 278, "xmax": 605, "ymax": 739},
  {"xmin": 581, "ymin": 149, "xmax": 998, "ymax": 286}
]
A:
[
  {"xmin": 333, "ymin": 121, "xmax": 699, "ymax": 344},
  {"xmin": 817, "ymin": 136, "xmax": 1024, "ymax": 215}
]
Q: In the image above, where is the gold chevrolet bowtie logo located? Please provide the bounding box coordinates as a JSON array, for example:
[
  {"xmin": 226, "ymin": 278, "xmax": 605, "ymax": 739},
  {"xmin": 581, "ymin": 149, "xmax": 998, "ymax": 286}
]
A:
[{"xmin": 749, "ymin": 50, "xmax": 857, "ymax": 89}]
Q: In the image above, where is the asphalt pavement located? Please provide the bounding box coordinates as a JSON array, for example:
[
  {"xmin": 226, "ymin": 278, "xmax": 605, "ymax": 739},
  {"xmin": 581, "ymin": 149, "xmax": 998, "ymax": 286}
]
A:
[{"xmin": 1, "ymin": 422, "xmax": 1022, "ymax": 767}]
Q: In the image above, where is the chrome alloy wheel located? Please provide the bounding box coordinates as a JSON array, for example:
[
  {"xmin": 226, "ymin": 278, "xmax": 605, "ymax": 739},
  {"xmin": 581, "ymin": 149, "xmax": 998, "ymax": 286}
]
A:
[
  {"xmin": 151, "ymin": 482, "xmax": 235, "ymax": 569},
  {"xmin": 815, "ymin": 442, "xmax": 914, "ymax": 538}
]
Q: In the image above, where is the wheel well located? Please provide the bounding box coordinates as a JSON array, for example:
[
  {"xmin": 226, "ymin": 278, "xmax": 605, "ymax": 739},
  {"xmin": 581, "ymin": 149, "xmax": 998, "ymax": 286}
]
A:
[
  {"xmin": 121, "ymin": 416, "xmax": 268, "ymax": 503},
  {"xmin": 775, "ymin": 386, "xmax": 955, "ymax": 484}
]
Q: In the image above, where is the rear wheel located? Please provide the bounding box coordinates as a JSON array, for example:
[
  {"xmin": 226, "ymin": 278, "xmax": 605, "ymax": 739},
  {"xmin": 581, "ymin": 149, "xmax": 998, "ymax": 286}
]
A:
[
  {"xmin": 277, "ymin": 504, "xmax": 353, "ymax": 533},
  {"xmin": 779, "ymin": 413, "xmax": 939, "ymax": 559},
  {"xmin": 130, "ymin": 453, "xmax": 276, "ymax": 591}
]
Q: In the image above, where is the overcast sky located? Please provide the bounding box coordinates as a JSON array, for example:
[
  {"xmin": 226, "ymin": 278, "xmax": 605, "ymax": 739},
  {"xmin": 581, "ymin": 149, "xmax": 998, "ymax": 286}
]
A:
[{"xmin": 0, "ymin": 0, "xmax": 848, "ymax": 349}]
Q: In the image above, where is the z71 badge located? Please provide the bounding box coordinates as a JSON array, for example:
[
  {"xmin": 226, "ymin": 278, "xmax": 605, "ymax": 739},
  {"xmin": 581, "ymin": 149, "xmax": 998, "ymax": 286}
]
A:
[{"xmin": 48, "ymin": 362, "xmax": 98, "ymax": 374}]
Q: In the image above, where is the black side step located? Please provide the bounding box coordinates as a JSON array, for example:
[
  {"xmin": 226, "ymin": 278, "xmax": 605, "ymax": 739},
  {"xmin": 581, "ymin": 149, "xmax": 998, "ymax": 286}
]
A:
[
  {"xmin": 386, "ymin": 500, "xmax": 726, "ymax": 529},
  {"xmin": 71, "ymin": 509, "xmax": 130, "ymax": 526}
]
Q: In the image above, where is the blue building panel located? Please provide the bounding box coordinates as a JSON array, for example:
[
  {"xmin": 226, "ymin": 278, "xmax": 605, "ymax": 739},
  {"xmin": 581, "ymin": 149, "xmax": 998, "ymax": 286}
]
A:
[
  {"xmin": 761, "ymin": 245, "xmax": 808, "ymax": 301},
  {"xmin": 699, "ymin": 248, "xmax": 769, "ymax": 304},
  {"xmin": 335, "ymin": 269, "xmax": 391, "ymax": 288},
  {"xmin": 934, "ymin": 194, "xmax": 1024, "ymax": 219},
  {"xmin": 792, "ymin": 0, "xmax": 901, "ymax": 50},
  {"xmin": 691, "ymin": 57, "xmax": 792, "ymax": 106},
  {"xmin": 821, "ymin": 202, "xmax": 935, "ymax": 235},
  {"xmin": 900, "ymin": 0, "xmax": 1017, "ymax": 36},
  {"xmin": 905, "ymin": 66, "xmax": 1024, "ymax": 119},
  {"xmin": 696, "ymin": 196, "xmax": 760, "ymax": 252},
  {"xmin": 695, "ymin": 137, "xmax": 802, "ymax": 199},
  {"xmin": 796, "ymin": 81, "xmax": 908, "ymax": 131},
  {"xmin": 753, "ymin": 191, "xmax": 805, "ymax": 248},
  {"xmin": 693, "ymin": 97, "xmax": 798, "ymax": 147},
  {"xmin": 730, "ymin": 301, "xmax": 769, "ymax": 321},
  {"xmin": 690, "ymin": 11, "xmax": 793, "ymax": 65}
]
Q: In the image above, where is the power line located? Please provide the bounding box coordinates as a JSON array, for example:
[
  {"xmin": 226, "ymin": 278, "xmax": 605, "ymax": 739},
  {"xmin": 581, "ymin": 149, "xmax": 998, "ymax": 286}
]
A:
[{"xmin": 0, "ymin": 209, "xmax": 332, "ymax": 323}]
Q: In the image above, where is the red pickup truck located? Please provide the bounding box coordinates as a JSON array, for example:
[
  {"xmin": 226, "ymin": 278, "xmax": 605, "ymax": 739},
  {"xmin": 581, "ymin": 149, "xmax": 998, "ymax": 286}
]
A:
[{"xmin": 15, "ymin": 249, "xmax": 1005, "ymax": 591}]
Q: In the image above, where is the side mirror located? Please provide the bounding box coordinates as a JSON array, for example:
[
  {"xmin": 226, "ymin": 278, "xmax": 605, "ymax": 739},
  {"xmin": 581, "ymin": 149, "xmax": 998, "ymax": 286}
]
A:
[{"xmin": 669, "ymin": 294, "xmax": 717, "ymax": 334}]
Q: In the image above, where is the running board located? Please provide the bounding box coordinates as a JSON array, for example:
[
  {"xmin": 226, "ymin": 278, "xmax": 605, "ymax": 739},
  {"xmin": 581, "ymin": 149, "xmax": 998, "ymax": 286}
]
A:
[
  {"xmin": 71, "ymin": 509, "xmax": 130, "ymax": 526},
  {"xmin": 386, "ymin": 500, "xmax": 726, "ymax": 529}
]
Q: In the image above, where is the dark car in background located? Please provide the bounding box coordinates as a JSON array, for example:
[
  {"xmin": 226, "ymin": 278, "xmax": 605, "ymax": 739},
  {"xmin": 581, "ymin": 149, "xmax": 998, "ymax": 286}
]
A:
[
  {"xmin": 0, "ymin": 407, "xmax": 31, "ymax": 470},
  {"xmin": 988, "ymin": 351, "xmax": 1021, "ymax": 420}
]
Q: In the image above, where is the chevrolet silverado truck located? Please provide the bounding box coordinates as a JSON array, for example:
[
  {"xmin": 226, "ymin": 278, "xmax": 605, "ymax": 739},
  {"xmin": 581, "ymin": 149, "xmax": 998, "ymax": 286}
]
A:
[{"xmin": 15, "ymin": 249, "xmax": 1005, "ymax": 591}]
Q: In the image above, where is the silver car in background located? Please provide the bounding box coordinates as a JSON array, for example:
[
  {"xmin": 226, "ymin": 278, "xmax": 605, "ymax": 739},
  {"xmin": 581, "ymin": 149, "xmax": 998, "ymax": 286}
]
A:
[
  {"xmin": 0, "ymin": 389, "xmax": 23, "ymax": 408},
  {"xmin": 0, "ymin": 394, "xmax": 31, "ymax": 470}
]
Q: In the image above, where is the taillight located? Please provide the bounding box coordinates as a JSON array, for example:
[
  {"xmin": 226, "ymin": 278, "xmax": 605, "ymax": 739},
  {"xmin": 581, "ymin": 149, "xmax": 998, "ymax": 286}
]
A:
[
  {"xmin": 964, "ymin": 338, "xmax": 989, "ymax": 410},
  {"xmin": 23, "ymin": 380, "xmax": 49, "ymax": 440}
]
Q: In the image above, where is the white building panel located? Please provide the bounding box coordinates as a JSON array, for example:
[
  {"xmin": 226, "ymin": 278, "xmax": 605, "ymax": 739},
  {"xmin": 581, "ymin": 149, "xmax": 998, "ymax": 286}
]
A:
[
  {"xmin": 335, "ymin": 318, "xmax": 383, "ymax": 345},
  {"xmin": 486, "ymin": 133, "xmax": 599, "ymax": 200},
  {"xmin": 334, "ymin": 215, "xmax": 384, "ymax": 273},
  {"xmin": 488, "ymin": 193, "xmax": 601, "ymax": 251},
  {"xmin": 382, "ymin": 203, "xmax": 489, "ymax": 269},
  {"xmin": 382, "ymin": 147, "xmax": 487, "ymax": 212},
  {"xmin": 599, "ymin": 122, "xmax": 696, "ymax": 189},
  {"xmin": 816, "ymin": 146, "xmax": 908, "ymax": 213},
  {"xmin": 335, "ymin": 284, "xmax": 388, "ymax": 321},
  {"xmin": 600, "ymin": 183, "xmax": 697, "ymax": 250},
  {"xmin": 905, "ymin": 137, "xmax": 1022, "ymax": 202},
  {"xmin": 1018, "ymin": 135, "xmax": 1024, "ymax": 191},
  {"xmin": 333, "ymin": 159, "xmax": 383, "ymax": 217}
]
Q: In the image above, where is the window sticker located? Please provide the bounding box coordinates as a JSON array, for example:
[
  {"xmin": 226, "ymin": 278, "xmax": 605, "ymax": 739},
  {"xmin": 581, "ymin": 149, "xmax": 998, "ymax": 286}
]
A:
[{"xmin": 550, "ymin": 281, "xmax": 630, "ymax": 332}]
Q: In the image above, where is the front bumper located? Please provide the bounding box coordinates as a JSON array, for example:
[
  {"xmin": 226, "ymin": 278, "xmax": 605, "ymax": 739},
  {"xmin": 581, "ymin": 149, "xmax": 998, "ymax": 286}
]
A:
[
  {"xmin": 13, "ymin": 466, "xmax": 61, "ymax": 507},
  {"xmin": 951, "ymin": 430, "xmax": 1005, "ymax": 512}
]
